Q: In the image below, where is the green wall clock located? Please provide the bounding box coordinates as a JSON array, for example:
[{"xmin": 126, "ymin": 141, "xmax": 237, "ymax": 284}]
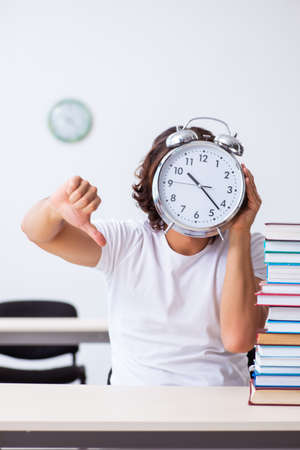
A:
[{"xmin": 48, "ymin": 99, "xmax": 93, "ymax": 142}]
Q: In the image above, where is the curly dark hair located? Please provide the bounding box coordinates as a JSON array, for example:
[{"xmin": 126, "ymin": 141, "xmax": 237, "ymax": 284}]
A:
[{"xmin": 132, "ymin": 125, "xmax": 216, "ymax": 235}]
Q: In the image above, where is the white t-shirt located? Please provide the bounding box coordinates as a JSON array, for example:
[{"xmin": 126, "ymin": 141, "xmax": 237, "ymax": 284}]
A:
[{"xmin": 93, "ymin": 219, "xmax": 266, "ymax": 387}]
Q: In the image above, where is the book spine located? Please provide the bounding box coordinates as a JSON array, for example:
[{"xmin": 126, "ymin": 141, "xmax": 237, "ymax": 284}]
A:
[
  {"xmin": 265, "ymin": 251, "xmax": 300, "ymax": 254},
  {"xmin": 249, "ymin": 402, "xmax": 300, "ymax": 406},
  {"xmin": 265, "ymin": 223, "xmax": 300, "ymax": 226},
  {"xmin": 256, "ymin": 331, "xmax": 300, "ymax": 342},
  {"xmin": 266, "ymin": 281, "xmax": 300, "ymax": 285},
  {"xmin": 267, "ymin": 320, "xmax": 300, "ymax": 323},
  {"xmin": 255, "ymin": 292, "xmax": 300, "ymax": 296},
  {"xmin": 267, "ymin": 262, "xmax": 300, "ymax": 266},
  {"xmin": 255, "ymin": 371, "xmax": 300, "ymax": 377}
]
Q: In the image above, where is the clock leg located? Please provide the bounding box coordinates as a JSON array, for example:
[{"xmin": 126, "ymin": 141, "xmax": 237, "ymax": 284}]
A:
[
  {"xmin": 217, "ymin": 227, "xmax": 225, "ymax": 241},
  {"xmin": 164, "ymin": 222, "xmax": 175, "ymax": 235}
]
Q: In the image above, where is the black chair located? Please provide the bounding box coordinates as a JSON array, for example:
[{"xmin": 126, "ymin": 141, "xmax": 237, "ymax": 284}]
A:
[
  {"xmin": 247, "ymin": 347, "xmax": 255, "ymax": 367},
  {"xmin": 0, "ymin": 300, "xmax": 86, "ymax": 384},
  {"xmin": 247, "ymin": 347, "xmax": 256, "ymax": 378},
  {"xmin": 107, "ymin": 367, "xmax": 112, "ymax": 385}
]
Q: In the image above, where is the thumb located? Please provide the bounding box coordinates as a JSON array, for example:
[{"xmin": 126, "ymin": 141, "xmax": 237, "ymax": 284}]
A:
[{"xmin": 82, "ymin": 222, "xmax": 107, "ymax": 247}]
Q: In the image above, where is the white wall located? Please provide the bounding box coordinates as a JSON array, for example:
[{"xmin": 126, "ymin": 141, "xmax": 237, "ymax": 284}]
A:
[{"xmin": 1, "ymin": 0, "xmax": 300, "ymax": 384}]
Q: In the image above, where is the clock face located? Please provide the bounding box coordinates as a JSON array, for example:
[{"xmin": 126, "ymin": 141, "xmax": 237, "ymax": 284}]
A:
[
  {"xmin": 48, "ymin": 99, "xmax": 92, "ymax": 142},
  {"xmin": 152, "ymin": 141, "xmax": 245, "ymax": 236}
]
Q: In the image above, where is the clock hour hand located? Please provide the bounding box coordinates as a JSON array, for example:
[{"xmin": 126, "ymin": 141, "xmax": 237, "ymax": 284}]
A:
[{"xmin": 187, "ymin": 172, "xmax": 220, "ymax": 210}]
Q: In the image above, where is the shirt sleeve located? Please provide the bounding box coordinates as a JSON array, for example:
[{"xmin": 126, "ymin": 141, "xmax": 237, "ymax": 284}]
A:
[
  {"xmin": 250, "ymin": 232, "xmax": 266, "ymax": 280},
  {"xmin": 91, "ymin": 219, "xmax": 143, "ymax": 277}
]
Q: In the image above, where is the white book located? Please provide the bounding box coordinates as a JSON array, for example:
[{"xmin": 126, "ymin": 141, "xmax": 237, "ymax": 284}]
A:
[
  {"xmin": 266, "ymin": 320, "xmax": 300, "ymax": 333},
  {"xmin": 265, "ymin": 223, "xmax": 300, "ymax": 241},
  {"xmin": 257, "ymin": 345, "xmax": 300, "ymax": 357},
  {"xmin": 267, "ymin": 264, "xmax": 300, "ymax": 283},
  {"xmin": 255, "ymin": 364, "xmax": 300, "ymax": 374},
  {"xmin": 259, "ymin": 281, "xmax": 300, "ymax": 294},
  {"xmin": 256, "ymin": 292, "xmax": 300, "ymax": 306},
  {"xmin": 255, "ymin": 351, "xmax": 300, "ymax": 367},
  {"xmin": 265, "ymin": 253, "xmax": 300, "ymax": 263},
  {"xmin": 255, "ymin": 374, "xmax": 300, "ymax": 387},
  {"xmin": 265, "ymin": 240, "xmax": 300, "ymax": 252},
  {"xmin": 268, "ymin": 307, "xmax": 300, "ymax": 321}
]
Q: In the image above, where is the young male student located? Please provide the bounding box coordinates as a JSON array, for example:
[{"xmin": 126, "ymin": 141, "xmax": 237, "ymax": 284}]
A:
[{"xmin": 22, "ymin": 126, "xmax": 267, "ymax": 386}]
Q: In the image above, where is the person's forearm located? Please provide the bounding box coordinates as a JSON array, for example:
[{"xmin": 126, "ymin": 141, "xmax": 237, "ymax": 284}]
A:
[
  {"xmin": 21, "ymin": 198, "xmax": 65, "ymax": 243},
  {"xmin": 220, "ymin": 229, "xmax": 265, "ymax": 353}
]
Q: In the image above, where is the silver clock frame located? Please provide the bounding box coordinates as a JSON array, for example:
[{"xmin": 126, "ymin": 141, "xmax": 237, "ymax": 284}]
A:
[{"xmin": 152, "ymin": 141, "xmax": 246, "ymax": 238}]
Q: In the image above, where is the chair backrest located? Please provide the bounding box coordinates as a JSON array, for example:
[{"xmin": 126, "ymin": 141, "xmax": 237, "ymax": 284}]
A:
[
  {"xmin": 0, "ymin": 299, "xmax": 79, "ymax": 360},
  {"xmin": 0, "ymin": 299, "xmax": 77, "ymax": 318},
  {"xmin": 247, "ymin": 347, "xmax": 255, "ymax": 367}
]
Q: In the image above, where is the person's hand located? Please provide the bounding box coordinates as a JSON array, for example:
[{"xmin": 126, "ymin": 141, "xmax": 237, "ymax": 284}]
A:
[
  {"xmin": 49, "ymin": 176, "xmax": 106, "ymax": 247},
  {"xmin": 230, "ymin": 164, "xmax": 262, "ymax": 233}
]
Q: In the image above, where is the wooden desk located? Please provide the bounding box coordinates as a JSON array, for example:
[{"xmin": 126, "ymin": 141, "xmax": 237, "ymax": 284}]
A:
[
  {"xmin": 0, "ymin": 384, "xmax": 300, "ymax": 448},
  {"xmin": 0, "ymin": 318, "xmax": 109, "ymax": 344}
]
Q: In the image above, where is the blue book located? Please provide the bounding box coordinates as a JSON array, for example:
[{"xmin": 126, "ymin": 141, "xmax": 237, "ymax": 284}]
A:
[
  {"xmin": 266, "ymin": 320, "xmax": 300, "ymax": 333},
  {"xmin": 257, "ymin": 345, "xmax": 300, "ymax": 357},
  {"xmin": 255, "ymin": 363, "xmax": 300, "ymax": 375},
  {"xmin": 254, "ymin": 371, "xmax": 300, "ymax": 388},
  {"xmin": 268, "ymin": 263, "xmax": 300, "ymax": 266},
  {"xmin": 264, "ymin": 239, "xmax": 300, "ymax": 253},
  {"xmin": 265, "ymin": 253, "xmax": 300, "ymax": 264}
]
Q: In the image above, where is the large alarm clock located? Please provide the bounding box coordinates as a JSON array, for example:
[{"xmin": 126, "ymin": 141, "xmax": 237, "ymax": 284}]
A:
[
  {"xmin": 48, "ymin": 98, "xmax": 92, "ymax": 143},
  {"xmin": 152, "ymin": 117, "xmax": 245, "ymax": 239}
]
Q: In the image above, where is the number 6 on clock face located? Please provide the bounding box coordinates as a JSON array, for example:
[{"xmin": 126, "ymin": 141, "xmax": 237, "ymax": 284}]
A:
[{"xmin": 152, "ymin": 141, "xmax": 245, "ymax": 238}]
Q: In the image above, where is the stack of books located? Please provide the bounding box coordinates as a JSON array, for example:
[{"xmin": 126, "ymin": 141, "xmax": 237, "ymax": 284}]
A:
[{"xmin": 249, "ymin": 223, "xmax": 300, "ymax": 406}]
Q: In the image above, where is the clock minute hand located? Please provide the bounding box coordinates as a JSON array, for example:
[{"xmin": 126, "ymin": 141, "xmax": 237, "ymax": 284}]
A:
[
  {"xmin": 173, "ymin": 181, "xmax": 212, "ymax": 188},
  {"xmin": 187, "ymin": 172, "xmax": 220, "ymax": 210}
]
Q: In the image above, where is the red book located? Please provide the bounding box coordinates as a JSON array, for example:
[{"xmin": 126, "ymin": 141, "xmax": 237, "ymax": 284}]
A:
[
  {"xmin": 249, "ymin": 379, "xmax": 300, "ymax": 406},
  {"xmin": 259, "ymin": 281, "xmax": 300, "ymax": 295},
  {"xmin": 255, "ymin": 291, "xmax": 300, "ymax": 306}
]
